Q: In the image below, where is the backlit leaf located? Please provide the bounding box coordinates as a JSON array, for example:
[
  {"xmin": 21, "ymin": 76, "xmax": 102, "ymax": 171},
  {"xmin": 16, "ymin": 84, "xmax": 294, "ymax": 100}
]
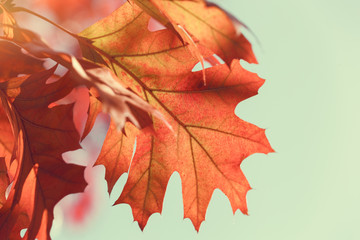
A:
[
  {"xmin": 0, "ymin": 67, "xmax": 87, "ymax": 239},
  {"xmin": 80, "ymin": 0, "xmax": 273, "ymax": 230}
]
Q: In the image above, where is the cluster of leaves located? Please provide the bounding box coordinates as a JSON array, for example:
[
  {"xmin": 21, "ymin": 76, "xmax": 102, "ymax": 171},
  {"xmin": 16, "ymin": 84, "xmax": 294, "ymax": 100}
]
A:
[{"xmin": 0, "ymin": 0, "xmax": 273, "ymax": 239}]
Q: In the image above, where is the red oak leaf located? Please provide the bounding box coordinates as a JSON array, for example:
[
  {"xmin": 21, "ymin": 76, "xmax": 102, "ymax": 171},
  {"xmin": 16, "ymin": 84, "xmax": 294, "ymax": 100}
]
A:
[
  {"xmin": 80, "ymin": 1, "xmax": 273, "ymax": 231},
  {"xmin": 0, "ymin": 67, "xmax": 87, "ymax": 239}
]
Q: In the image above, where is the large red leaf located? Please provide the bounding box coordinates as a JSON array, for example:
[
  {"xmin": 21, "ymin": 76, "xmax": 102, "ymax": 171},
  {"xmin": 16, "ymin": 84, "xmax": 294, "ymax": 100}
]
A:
[
  {"xmin": 0, "ymin": 67, "xmax": 87, "ymax": 239},
  {"xmin": 80, "ymin": 1, "xmax": 273, "ymax": 231}
]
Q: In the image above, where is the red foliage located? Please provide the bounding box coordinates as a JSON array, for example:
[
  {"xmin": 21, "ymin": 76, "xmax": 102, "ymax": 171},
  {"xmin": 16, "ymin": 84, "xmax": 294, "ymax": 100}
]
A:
[{"xmin": 0, "ymin": 0, "xmax": 273, "ymax": 239}]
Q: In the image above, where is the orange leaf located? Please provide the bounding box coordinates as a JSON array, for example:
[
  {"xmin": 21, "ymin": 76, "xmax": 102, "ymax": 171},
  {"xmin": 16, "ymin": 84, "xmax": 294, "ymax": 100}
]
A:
[
  {"xmin": 80, "ymin": 1, "xmax": 273, "ymax": 230},
  {"xmin": 116, "ymin": 61, "xmax": 273, "ymax": 230},
  {"xmin": 133, "ymin": 0, "xmax": 257, "ymax": 65}
]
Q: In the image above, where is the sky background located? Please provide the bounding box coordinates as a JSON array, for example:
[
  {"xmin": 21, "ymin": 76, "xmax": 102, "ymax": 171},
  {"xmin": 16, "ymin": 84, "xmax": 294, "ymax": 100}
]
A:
[{"xmin": 48, "ymin": 0, "xmax": 360, "ymax": 239}]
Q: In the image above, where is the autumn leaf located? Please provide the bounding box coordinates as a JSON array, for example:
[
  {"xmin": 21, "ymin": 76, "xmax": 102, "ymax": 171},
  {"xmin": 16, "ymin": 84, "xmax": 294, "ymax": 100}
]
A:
[
  {"xmin": 0, "ymin": 67, "xmax": 87, "ymax": 239},
  {"xmin": 133, "ymin": 0, "xmax": 257, "ymax": 65},
  {"xmin": 80, "ymin": 1, "xmax": 273, "ymax": 230}
]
